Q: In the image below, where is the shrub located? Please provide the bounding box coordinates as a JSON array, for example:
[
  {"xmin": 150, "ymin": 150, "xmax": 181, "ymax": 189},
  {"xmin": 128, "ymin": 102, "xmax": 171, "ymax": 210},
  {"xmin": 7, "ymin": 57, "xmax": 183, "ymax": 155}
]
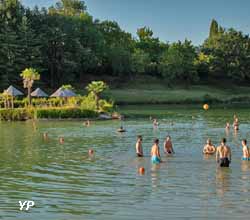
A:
[
  {"xmin": 35, "ymin": 107, "xmax": 98, "ymax": 119},
  {"xmin": 0, "ymin": 108, "xmax": 34, "ymax": 121}
]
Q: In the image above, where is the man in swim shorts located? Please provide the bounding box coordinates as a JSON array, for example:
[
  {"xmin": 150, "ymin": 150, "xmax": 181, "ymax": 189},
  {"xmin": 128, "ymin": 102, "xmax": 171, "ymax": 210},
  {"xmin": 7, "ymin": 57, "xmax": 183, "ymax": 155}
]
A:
[
  {"xmin": 216, "ymin": 138, "xmax": 231, "ymax": 167},
  {"xmin": 203, "ymin": 138, "xmax": 216, "ymax": 155},
  {"xmin": 241, "ymin": 139, "xmax": 249, "ymax": 161},
  {"xmin": 151, "ymin": 139, "xmax": 161, "ymax": 164},
  {"xmin": 233, "ymin": 115, "xmax": 239, "ymax": 130},
  {"xmin": 164, "ymin": 135, "xmax": 175, "ymax": 154},
  {"xmin": 136, "ymin": 135, "xmax": 143, "ymax": 157}
]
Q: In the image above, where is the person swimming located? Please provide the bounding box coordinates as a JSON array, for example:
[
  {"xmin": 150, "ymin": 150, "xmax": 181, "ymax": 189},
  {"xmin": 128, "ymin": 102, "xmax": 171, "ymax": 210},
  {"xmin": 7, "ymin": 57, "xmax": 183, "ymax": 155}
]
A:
[
  {"xmin": 59, "ymin": 137, "xmax": 64, "ymax": 144},
  {"xmin": 241, "ymin": 139, "xmax": 250, "ymax": 161},
  {"xmin": 136, "ymin": 135, "xmax": 143, "ymax": 157},
  {"xmin": 151, "ymin": 139, "xmax": 161, "ymax": 164},
  {"xmin": 84, "ymin": 120, "xmax": 90, "ymax": 127},
  {"xmin": 88, "ymin": 149, "xmax": 94, "ymax": 157},
  {"xmin": 117, "ymin": 126, "xmax": 126, "ymax": 132},
  {"xmin": 43, "ymin": 132, "xmax": 48, "ymax": 140},
  {"xmin": 216, "ymin": 138, "xmax": 231, "ymax": 167},
  {"xmin": 203, "ymin": 138, "xmax": 216, "ymax": 155},
  {"xmin": 164, "ymin": 135, "xmax": 175, "ymax": 154}
]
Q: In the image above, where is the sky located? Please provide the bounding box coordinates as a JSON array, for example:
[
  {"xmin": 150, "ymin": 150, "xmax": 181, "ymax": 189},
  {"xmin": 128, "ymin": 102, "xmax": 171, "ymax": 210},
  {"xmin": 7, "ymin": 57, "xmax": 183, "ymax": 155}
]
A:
[{"xmin": 21, "ymin": 0, "xmax": 250, "ymax": 45}]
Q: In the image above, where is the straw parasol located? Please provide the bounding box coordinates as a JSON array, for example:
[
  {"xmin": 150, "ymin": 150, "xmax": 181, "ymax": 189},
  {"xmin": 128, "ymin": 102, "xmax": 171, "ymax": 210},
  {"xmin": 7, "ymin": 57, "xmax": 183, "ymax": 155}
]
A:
[
  {"xmin": 50, "ymin": 87, "xmax": 76, "ymax": 97},
  {"xmin": 3, "ymin": 85, "xmax": 24, "ymax": 108},
  {"xmin": 5, "ymin": 85, "xmax": 23, "ymax": 96},
  {"xmin": 31, "ymin": 88, "xmax": 48, "ymax": 97}
]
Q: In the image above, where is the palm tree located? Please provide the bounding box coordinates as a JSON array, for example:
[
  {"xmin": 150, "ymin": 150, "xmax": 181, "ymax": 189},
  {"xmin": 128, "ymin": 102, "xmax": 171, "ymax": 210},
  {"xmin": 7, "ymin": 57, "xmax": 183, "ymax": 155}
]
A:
[
  {"xmin": 86, "ymin": 81, "xmax": 108, "ymax": 110},
  {"xmin": 20, "ymin": 68, "xmax": 40, "ymax": 105}
]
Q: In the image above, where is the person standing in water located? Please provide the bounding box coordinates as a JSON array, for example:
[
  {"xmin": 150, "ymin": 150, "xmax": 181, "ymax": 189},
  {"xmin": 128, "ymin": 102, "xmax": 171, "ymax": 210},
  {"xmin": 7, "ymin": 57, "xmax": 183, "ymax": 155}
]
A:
[
  {"xmin": 164, "ymin": 135, "xmax": 175, "ymax": 154},
  {"xmin": 233, "ymin": 115, "xmax": 239, "ymax": 131},
  {"xmin": 153, "ymin": 118, "xmax": 159, "ymax": 127},
  {"xmin": 136, "ymin": 135, "xmax": 143, "ymax": 157},
  {"xmin": 151, "ymin": 139, "xmax": 161, "ymax": 164},
  {"xmin": 225, "ymin": 122, "xmax": 230, "ymax": 130},
  {"xmin": 241, "ymin": 139, "xmax": 249, "ymax": 161},
  {"xmin": 216, "ymin": 138, "xmax": 231, "ymax": 167},
  {"xmin": 203, "ymin": 138, "xmax": 216, "ymax": 155}
]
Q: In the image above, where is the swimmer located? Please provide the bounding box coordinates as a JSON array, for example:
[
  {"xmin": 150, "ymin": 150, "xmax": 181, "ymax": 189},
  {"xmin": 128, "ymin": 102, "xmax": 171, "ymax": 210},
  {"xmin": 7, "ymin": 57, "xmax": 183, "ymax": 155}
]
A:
[
  {"xmin": 117, "ymin": 126, "xmax": 126, "ymax": 133},
  {"xmin": 216, "ymin": 138, "xmax": 231, "ymax": 167},
  {"xmin": 225, "ymin": 122, "xmax": 230, "ymax": 130},
  {"xmin": 88, "ymin": 149, "xmax": 94, "ymax": 156},
  {"xmin": 59, "ymin": 137, "xmax": 64, "ymax": 144},
  {"xmin": 43, "ymin": 132, "xmax": 48, "ymax": 140},
  {"xmin": 136, "ymin": 135, "xmax": 143, "ymax": 157},
  {"xmin": 151, "ymin": 139, "xmax": 161, "ymax": 164},
  {"xmin": 241, "ymin": 139, "xmax": 249, "ymax": 161},
  {"xmin": 203, "ymin": 138, "xmax": 216, "ymax": 155},
  {"xmin": 164, "ymin": 135, "xmax": 175, "ymax": 154},
  {"xmin": 153, "ymin": 119, "xmax": 159, "ymax": 127},
  {"xmin": 84, "ymin": 120, "xmax": 90, "ymax": 127}
]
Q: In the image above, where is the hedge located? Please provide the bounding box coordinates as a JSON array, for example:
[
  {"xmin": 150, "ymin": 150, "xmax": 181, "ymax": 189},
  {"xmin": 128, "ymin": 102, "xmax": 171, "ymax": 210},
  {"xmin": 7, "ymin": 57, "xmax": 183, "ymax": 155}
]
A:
[{"xmin": 0, "ymin": 107, "xmax": 98, "ymax": 121}]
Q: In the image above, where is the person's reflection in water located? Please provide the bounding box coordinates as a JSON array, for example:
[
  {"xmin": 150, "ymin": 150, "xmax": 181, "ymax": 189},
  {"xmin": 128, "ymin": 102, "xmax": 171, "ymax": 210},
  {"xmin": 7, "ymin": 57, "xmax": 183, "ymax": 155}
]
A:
[
  {"xmin": 241, "ymin": 161, "xmax": 250, "ymax": 193},
  {"xmin": 216, "ymin": 168, "xmax": 232, "ymax": 197},
  {"xmin": 151, "ymin": 164, "xmax": 161, "ymax": 188},
  {"xmin": 241, "ymin": 160, "xmax": 250, "ymax": 173}
]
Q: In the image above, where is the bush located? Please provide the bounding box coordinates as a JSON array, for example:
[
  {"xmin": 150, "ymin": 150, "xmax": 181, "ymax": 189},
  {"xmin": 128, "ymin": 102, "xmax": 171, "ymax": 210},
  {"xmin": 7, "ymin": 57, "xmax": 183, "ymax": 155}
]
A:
[
  {"xmin": 0, "ymin": 108, "xmax": 34, "ymax": 121},
  {"xmin": 0, "ymin": 107, "xmax": 97, "ymax": 121},
  {"xmin": 35, "ymin": 107, "xmax": 98, "ymax": 119}
]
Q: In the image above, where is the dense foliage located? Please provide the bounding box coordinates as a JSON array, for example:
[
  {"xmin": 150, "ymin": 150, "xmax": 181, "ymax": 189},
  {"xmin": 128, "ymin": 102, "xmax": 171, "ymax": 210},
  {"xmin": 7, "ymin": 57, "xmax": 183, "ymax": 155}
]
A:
[
  {"xmin": 0, "ymin": 107, "xmax": 97, "ymax": 121},
  {"xmin": 1, "ymin": 0, "xmax": 250, "ymax": 90}
]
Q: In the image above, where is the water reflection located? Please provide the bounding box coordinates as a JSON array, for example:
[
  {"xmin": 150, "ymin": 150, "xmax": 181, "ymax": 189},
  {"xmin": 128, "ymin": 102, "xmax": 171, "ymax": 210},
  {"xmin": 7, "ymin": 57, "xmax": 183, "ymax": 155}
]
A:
[{"xmin": 216, "ymin": 168, "xmax": 232, "ymax": 197}]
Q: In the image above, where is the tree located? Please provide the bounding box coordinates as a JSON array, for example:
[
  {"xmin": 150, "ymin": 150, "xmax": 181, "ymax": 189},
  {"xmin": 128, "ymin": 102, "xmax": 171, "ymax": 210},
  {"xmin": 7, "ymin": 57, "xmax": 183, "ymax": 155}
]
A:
[
  {"xmin": 131, "ymin": 48, "xmax": 150, "ymax": 74},
  {"xmin": 20, "ymin": 68, "xmax": 40, "ymax": 105},
  {"xmin": 159, "ymin": 40, "xmax": 198, "ymax": 86},
  {"xmin": 86, "ymin": 81, "xmax": 108, "ymax": 110},
  {"xmin": 49, "ymin": 0, "xmax": 86, "ymax": 16},
  {"xmin": 209, "ymin": 19, "xmax": 219, "ymax": 39}
]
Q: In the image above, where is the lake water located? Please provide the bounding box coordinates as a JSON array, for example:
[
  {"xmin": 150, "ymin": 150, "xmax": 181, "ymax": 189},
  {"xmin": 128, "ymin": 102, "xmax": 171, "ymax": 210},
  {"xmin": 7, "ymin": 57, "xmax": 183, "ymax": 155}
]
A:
[{"xmin": 1, "ymin": 106, "xmax": 250, "ymax": 219}]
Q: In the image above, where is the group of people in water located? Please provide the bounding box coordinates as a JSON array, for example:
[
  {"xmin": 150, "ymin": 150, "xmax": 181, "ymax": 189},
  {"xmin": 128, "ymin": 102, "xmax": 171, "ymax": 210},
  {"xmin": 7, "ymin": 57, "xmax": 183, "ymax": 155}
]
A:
[{"xmin": 135, "ymin": 114, "xmax": 250, "ymax": 168}]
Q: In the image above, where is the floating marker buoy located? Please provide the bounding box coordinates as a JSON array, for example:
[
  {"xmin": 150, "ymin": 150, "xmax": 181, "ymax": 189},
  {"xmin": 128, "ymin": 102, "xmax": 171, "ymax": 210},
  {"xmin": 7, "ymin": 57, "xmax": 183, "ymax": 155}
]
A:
[
  {"xmin": 138, "ymin": 167, "xmax": 145, "ymax": 175},
  {"xmin": 203, "ymin": 104, "xmax": 209, "ymax": 110}
]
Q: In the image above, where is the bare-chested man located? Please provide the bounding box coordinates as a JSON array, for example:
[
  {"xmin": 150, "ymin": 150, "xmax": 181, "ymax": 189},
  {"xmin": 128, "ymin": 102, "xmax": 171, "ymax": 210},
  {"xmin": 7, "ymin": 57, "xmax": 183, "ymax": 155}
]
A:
[
  {"xmin": 233, "ymin": 115, "xmax": 239, "ymax": 131},
  {"xmin": 216, "ymin": 138, "xmax": 231, "ymax": 167},
  {"xmin": 241, "ymin": 139, "xmax": 249, "ymax": 161},
  {"xmin": 164, "ymin": 136, "xmax": 175, "ymax": 154},
  {"xmin": 151, "ymin": 139, "xmax": 161, "ymax": 164},
  {"xmin": 203, "ymin": 138, "xmax": 216, "ymax": 155},
  {"xmin": 136, "ymin": 135, "xmax": 143, "ymax": 157}
]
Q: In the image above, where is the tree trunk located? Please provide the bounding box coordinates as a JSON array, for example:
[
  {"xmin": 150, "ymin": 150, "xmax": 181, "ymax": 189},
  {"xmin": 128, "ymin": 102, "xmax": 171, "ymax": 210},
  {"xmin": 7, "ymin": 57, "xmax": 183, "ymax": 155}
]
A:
[
  {"xmin": 95, "ymin": 93, "xmax": 99, "ymax": 111},
  {"xmin": 28, "ymin": 86, "xmax": 31, "ymax": 106}
]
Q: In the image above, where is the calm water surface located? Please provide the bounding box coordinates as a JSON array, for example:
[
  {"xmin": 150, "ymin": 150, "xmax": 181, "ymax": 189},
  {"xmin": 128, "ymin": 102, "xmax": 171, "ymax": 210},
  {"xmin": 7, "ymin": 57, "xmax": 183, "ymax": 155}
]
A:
[{"xmin": 1, "ymin": 106, "xmax": 250, "ymax": 219}]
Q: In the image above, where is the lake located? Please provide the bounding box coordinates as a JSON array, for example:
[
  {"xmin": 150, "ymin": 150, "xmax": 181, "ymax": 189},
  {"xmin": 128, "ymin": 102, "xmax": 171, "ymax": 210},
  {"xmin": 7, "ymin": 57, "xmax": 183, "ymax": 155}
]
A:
[{"xmin": 1, "ymin": 105, "xmax": 250, "ymax": 219}]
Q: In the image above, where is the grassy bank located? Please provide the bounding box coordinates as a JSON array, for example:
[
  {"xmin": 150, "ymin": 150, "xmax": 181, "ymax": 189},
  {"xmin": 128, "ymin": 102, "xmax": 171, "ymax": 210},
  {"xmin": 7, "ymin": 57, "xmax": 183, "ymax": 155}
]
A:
[{"xmin": 106, "ymin": 85, "xmax": 250, "ymax": 105}]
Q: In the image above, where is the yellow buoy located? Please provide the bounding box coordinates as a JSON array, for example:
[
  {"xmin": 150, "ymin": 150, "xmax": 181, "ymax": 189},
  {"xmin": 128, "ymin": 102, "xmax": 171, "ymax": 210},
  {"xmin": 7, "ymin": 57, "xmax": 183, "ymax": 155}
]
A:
[{"xmin": 203, "ymin": 104, "xmax": 209, "ymax": 110}]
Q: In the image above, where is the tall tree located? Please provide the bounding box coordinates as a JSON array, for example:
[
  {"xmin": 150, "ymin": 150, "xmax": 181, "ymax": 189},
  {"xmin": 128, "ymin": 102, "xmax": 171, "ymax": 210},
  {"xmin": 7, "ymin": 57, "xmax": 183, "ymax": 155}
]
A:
[{"xmin": 20, "ymin": 68, "xmax": 40, "ymax": 105}]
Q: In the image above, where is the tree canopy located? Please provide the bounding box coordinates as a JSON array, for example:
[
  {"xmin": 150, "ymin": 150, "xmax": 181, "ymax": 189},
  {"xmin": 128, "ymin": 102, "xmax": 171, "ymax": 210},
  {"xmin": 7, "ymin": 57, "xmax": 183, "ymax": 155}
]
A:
[{"xmin": 0, "ymin": 0, "xmax": 250, "ymax": 90}]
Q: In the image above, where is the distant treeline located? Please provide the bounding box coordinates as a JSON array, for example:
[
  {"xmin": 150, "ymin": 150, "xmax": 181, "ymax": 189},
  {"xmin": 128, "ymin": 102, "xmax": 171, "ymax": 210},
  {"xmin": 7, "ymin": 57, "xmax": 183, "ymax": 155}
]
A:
[{"xmin": 1, "ymin": 0, "xmax": 250, "ymax": 90}]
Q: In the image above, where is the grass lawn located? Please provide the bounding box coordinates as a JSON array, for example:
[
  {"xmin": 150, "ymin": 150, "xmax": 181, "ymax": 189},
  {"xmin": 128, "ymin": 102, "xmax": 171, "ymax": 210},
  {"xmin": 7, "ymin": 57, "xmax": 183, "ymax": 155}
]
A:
[{"xmin": 106, "ymin": 85, "xmax": 250, "ymax": 104}]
